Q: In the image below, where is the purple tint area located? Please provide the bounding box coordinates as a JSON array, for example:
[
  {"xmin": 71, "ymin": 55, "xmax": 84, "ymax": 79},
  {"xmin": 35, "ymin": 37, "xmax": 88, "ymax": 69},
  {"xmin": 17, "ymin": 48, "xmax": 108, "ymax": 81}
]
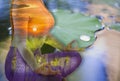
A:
[
  {"xmin": 47, "ymin": 51, "xmax": 82, "ymax": 77},
  {"xmin": 5, "ymin": 47, "xmax": 14, "ymax": 81},
  {"xmin": 5, "ymin": 47, "xmax": 82, "ymax": 81}
]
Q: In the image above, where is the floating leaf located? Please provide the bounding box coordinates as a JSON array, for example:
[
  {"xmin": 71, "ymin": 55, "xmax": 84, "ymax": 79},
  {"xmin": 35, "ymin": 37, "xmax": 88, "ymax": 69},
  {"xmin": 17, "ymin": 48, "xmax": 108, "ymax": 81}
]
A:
[{"xmin": 51, "ymin": 10, "xmax": 101, "ymax": 48}]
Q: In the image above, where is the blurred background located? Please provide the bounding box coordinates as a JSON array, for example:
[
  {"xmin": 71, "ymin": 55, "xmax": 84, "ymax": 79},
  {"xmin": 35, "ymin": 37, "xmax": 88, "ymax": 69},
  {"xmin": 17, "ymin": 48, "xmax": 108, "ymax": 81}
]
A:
[{"xmin": 0, "ymin": 0, "xmax": 120, "ymax": 81}]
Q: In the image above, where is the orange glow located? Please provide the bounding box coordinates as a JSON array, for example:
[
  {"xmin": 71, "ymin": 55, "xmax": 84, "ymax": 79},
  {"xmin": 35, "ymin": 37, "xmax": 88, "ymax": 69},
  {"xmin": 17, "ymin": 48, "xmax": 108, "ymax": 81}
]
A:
[
  {"xmin": 11, "ymin": 0, "xmax": 55, "ymax": 37},
  {"xmin": 33, "ymin": 26, "xmax": 37, "ymax": 32}
]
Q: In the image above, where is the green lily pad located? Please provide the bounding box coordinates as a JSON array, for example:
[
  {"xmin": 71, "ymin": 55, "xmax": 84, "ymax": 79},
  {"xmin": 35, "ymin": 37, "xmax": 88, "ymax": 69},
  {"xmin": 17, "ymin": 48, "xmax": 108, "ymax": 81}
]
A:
[{"xmin": 50, "ymin": 10, "xmax": 102, "ymax": 48}]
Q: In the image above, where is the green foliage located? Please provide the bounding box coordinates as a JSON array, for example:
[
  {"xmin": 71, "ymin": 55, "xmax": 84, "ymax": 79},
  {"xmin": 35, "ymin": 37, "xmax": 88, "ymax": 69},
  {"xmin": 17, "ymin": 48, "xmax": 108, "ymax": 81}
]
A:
[
  {"xmin": 41, "ymin": 43, "xmax": 55, "ymax": 54},
  {"xmin": 26, "ymin": 37, "xmax": 46, "ymax": 52},
  {"xmin": 45, "ymin": 35, "xmax": 63, "ymax": 49},
  {"xmin": 26, "ymin": 35, "xmax": 63, "ymax": 53}
]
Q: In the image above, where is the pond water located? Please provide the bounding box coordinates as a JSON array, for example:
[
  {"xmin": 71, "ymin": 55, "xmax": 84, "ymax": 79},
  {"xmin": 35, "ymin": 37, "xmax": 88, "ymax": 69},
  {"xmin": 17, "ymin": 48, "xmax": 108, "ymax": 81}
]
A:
[{"xmin": 44, "ymin": 0, "xmax": 88, "ymax": 13}]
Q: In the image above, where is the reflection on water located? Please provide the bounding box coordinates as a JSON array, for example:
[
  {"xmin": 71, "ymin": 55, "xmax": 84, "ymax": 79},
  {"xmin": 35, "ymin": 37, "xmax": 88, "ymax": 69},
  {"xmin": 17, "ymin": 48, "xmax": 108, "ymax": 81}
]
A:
[
  {"xmin": 68, "ymin": 28, "xmax": 120, "ymax": 81},
  {"xmin": 45, "ymin": 0, "xmax": 88, "ymax": 13}
]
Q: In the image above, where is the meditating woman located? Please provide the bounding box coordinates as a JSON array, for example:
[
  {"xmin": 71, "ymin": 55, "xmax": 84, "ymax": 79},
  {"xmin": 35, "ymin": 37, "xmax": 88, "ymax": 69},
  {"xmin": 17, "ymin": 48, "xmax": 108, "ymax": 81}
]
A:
[{"xmin": 5, "ymin": 0, "xmax": 81, "ymax": 81}]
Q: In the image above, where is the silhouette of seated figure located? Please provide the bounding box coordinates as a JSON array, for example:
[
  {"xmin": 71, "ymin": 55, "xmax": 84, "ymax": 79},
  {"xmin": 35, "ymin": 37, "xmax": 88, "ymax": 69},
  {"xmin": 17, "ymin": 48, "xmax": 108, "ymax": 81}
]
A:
[{"xmin": 5, "ymin": 0, "xmax": 82, "ymax": 81}]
